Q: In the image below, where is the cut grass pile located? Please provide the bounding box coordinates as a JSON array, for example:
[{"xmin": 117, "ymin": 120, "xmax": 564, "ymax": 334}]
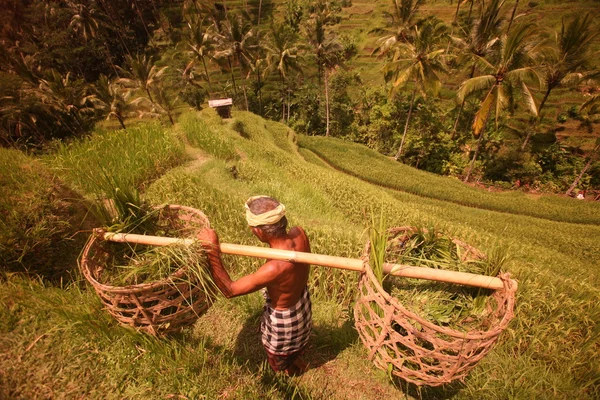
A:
[
  {"xmin": 383, "ymin": 227, "xmax": 506, "ymax": 332},
  {"xmin": 298, "ymin": 135, "xmax": 600, "ymax": 225}
]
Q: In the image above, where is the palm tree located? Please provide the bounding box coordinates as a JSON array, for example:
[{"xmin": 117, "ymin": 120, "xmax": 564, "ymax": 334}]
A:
[
  {"xmin": 537, "ymin": 14, "xmax": 598, "ymax": 117},
  {"xmin": 37, "ymin": 70, "xmax": 95, "ymax": 136},
  {"xmin": 457, "ymin": 21, "xmax": 541, "ymax": 181},
  {"xmin": 185, "ymin": 16, "xmax": 216, "ymax": 95},
  {"xmin": 91, "ymin": 74, "xmax": 134, "ymax": 130},
  {"xmin": 382, "ymin": 18, "xmax": 449, "ymax": 160},
  {"xmin": 151, "ymin": 83, "xmax": 178, "ymax": 126},
  {"xmin": 213, "ymin": 11, "xmax": 257, "ymax": 108},
  {"xmin": 450, "ymin": 0, "xmax": 506, "ymax": 135},
  {"xmin": 376, "ymin": 0, "xmax": 424, "ymax": 50},
  {"xmin": 66, "ymin": 1, "xmax": 107, "ymax": 42},
  {"xmin": 263, "ymin": 24, "xmax": 302, "ymax": 121},
  {"xmin": 118, "ymin": 54, "xmax": 168, "ymax": 106},
  {"xmin": 303, "ymin": 0, "xmax": 341, "ymax": 86}
]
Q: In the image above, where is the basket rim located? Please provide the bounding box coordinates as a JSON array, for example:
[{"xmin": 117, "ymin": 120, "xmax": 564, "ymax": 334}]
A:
[
  {"xmin": 360, "ymin": 229, "xmax": 517, "ymax": 340},
  {"xmin": 80, "ymin": 204, "xmax": 210, "ymax": 294}
]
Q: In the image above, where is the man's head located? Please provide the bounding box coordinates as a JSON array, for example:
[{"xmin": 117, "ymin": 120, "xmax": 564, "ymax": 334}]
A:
[{"xmin": 245, "ymin": 196, "xmax": 288, "ymax": 239}]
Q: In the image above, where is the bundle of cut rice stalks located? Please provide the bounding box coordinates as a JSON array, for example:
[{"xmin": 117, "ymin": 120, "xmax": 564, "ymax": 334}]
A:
[
  {"xmin": 354, "ymin": 226, "xmax": 516, "ymax": 386},
  {"xmin": 81, "ymin": 202, "xmax": 217, "ymax": 336}
]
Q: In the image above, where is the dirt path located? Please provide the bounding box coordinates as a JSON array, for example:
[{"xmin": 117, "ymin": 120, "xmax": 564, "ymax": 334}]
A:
[{"xmin": 183, "ymin": 145, "xmax": 210, "ymax": 171}]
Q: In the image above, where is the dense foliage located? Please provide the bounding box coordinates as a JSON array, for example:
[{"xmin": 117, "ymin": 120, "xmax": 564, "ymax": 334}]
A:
[
  {"xmin": 0, "ymin": 0, "xmax": 599, "ymax": 193},
  {"xmin": 2, "ymin": 110, "xmax": 599, "ymax": 398}
]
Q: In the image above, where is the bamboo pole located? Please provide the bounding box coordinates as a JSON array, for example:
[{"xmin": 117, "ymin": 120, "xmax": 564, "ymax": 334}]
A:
[{"xmin": 100, "ymin": 231, "xmax": 505, "ymax": 290}]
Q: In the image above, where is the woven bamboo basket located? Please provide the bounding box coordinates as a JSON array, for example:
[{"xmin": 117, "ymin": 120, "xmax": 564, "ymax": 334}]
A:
[
  {"xmin": 354, "ymin": 227, "xmax": 517, "ymax": 387},
  {"xmin": 80, "ymin": 205, "xmax": 213, "ymax": 335}
]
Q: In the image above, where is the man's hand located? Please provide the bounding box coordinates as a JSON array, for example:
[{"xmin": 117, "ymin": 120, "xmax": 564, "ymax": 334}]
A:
[{"xmin": 197, "ymin": 227, "xmax": 220, "ymax": 254}]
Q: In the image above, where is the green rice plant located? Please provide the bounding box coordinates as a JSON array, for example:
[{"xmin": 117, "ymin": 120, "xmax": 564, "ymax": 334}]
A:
[
  {"xmin": 298, "ymin": 135, "xmax": 600, "ymax": 225},
  {"xmin": 0, "ymin": 148, "xmax": 73, "ymax": 274},
  {"xmin": 47, "ymin": 122, "xmax": 184, "ymax": 196},
  {"xmin": 179, "ymin": 112, "xmax": 238, "ymax": 161},
  {"xmin": 368, "ymin": 209, "xmax": 388, "ymax": 286}
]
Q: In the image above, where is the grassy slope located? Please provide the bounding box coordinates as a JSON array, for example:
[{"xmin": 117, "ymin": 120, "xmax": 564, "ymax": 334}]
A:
[
  {"xmin": 297, "ymin": 135, "xmax": 600, "ymax": 225},
  {"xmin": 1, "ymin": 110, "xmax": 599, "ymax": 399}
]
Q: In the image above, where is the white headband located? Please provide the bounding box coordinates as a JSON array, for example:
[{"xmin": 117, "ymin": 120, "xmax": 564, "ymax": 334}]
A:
[{"xmin": 245, "ymin": 196, "xmax": 286, "ymax": 227}]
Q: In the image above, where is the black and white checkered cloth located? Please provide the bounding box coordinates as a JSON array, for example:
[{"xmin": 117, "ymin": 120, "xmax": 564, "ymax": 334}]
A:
[{"xmin": 261, "ymin": 287, "xmax": 312, "ymax": 355}]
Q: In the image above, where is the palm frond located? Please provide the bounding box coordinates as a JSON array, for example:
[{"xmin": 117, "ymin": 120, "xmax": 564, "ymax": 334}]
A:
[
  {"xmin": 457, "ymin": 75, "xmax": 495, "ymax": 103},
  {"xmin": 473, "ymin": 86, "xmax": 497, "ymax": 137}
]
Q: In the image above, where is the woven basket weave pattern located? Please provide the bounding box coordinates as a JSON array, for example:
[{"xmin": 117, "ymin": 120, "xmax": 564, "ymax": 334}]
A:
[
  {"xmin": 354, "ymin": 227, "xmax": 517, "ymax": 386},
  {"xmin": 80, "ymin": 205, "xmax": 212, "ymax": 335}
]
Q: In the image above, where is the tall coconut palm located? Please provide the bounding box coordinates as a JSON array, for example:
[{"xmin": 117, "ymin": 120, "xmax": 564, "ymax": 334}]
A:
[
  {"xmin": 185, "ymin": 16, "xmax": 216, "ymax": 95},
  {"xmin": 375, "ymin": 0, "xmax": 424, "ymax": 51},
  {"xmin": 91, "ymin": 74, "xmax": 134, "ymax": 130},
  {"xmin": 457, "ymin": 21, "xmax": 541, "ymax": 181},
  {"xmin": 213, "ymin": 11, "xmax": 257, "ymax": 108},
  {"xmin": 37, "ymin": 70, "xmax": 95, "ymax": 136},
  {"xmin": 263, "ymin": 24, "xmax": 302, "ymax": 121},
  {"xmin": 537, "ymin": 14, "xmax": 598, "ymax": 118},
  {"xmin": 450, "ymin": 0, "xmax": 506, "ymax": 135},
  {"xmin": 303, "ymin": 0, "xmax": 340, "ymax": 86},
  {"xmin": 383, "ymin": 18, "xmax": 449, "ymax": 160},
  {"xmin": 321, "ymin": 37, "xmax": 344, "ymax": 137},
  {"xmin": 118, "ymin": 54, "xmax": 168, "ymax": 106}
]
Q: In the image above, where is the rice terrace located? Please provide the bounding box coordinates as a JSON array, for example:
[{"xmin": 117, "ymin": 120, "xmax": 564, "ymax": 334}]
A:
[{"xmin": 1, "ymin": 0, "xmax": 600, "ymax": 399}]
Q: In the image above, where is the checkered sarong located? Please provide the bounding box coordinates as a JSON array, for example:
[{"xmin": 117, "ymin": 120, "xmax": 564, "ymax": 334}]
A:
[{"xmin": 261, "ymin": 287, "xmax": 312, "ymax": 355}]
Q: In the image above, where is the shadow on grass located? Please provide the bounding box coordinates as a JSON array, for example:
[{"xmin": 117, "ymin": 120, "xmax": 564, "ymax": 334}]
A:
[{"xmin": 396, "ymin": 379, "xmax": 464, "ymax": 400}]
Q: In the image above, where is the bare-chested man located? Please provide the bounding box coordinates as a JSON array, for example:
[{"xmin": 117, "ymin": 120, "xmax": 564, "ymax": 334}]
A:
[{"xmin": 197, "ymin": 195, "xmax": 311, "ymax": 375}]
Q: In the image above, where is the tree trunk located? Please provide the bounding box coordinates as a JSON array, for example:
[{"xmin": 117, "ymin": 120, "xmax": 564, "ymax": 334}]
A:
[
  {"xmin": 453, "ymin": 65, "xmax": 477, "ymax": 138},
  {"xmin": 243, "ymin": 83, "xmax": 249, "ymax": 111},
  {"xmin": 256, "ymin": 67, "xmax": 263, "ymax": 115},
  {"xmin": 467, "ymin": 0, "xmax": 474, "ymax": 22},
  {"xmin": 201, "ymin": 56, "xmax": 212, "ymax": 95},
  {"xmin": 280, "ymin": 71, "xmax": 285, "ymax": 121},
  {"xmin": 506, "ymin": 0, "xmax": 519, "ymax": 34},
  {"xmin": 464, "ymin": 134, "xmax": 483, "ymax": 182},
  {"xmin": 117, "ymin": 115, "xmax": 127, "ymax": 130},
  {"xmin": 566, "ymin": 146, "xmax": 599, "ymax": 196},
  {"xmin": 394, "ymin": 88, "xmax": 416, "ymax": 160},
  {"xmin": 464, "ymin": 111, "xmax": 491, "ymax": 182},
  {"xmin": 454, "ymin": 0, "xmax": 462, "ymax": 21},
  {"xmin": 452, "ymin": 100, "xmax": 465, "ymax": 139},
  {"xmin": 228, "ymin": 57, "xmax": 238, "ymax": 96},
  {"xmin": 325, "ymin": 68, "xmax": 331, "ymax": 137},
  {"xmin": 258, "ymin": 0, "xmax": 263, "ymax": 25},
  {"xmin": 287, "ymin": 88, "xmax": 291, "ymax": 122},
  {"xmin": 538, "ymin": 85, "xmax": 553, "ymax": 116},
  {"xmin": 145, "ymin": 87, "xmax": 155, "ymax": 104}
]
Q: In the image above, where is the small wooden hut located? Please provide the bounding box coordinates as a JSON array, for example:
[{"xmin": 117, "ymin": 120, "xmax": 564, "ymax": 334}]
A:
[{"xmin": 208, "ymin": 98, "xmax": 233, "ymax": 119}]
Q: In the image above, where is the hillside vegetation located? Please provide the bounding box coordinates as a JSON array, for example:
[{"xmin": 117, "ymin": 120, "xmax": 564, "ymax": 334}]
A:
[
  {"xmin": 2, "ymin": 110, "xmax": 599, "ymax": 399},
  {"xmin": 2, "ymin": 0, "xmax": 599, "ymax": 196}
]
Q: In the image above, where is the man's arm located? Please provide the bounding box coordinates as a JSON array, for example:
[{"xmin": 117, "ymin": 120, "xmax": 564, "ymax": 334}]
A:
[{"xmin": 197, "ymin": 228, "xmax": 280, "ymax": 298}]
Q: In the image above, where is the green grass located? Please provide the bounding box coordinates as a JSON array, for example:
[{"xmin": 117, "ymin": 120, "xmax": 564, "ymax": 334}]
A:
[
  {"xmin": 46, "ymin": 122, "xmax": 185, "ymax": 196},
  {"xmin": 298, "ymin": 135, "xmax": 600, "ymax": 225},
  {"xmin": 2, "ymin": 109, "xmax": 600, "ymax": 398},
  {"xmin": 0, "ymin": 149, "xmax": 77, "ymax": 277}
]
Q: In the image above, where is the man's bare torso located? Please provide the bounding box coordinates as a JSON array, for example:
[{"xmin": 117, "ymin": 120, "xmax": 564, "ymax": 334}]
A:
[{"xmin": 265, "ymin": 227, "xmax": 310, "ymax": 309}]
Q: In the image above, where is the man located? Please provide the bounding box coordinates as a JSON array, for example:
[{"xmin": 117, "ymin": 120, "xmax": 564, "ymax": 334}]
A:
[{"xmin": 197, "ymin": 195, "xmax": 312, "ymax": 375}]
